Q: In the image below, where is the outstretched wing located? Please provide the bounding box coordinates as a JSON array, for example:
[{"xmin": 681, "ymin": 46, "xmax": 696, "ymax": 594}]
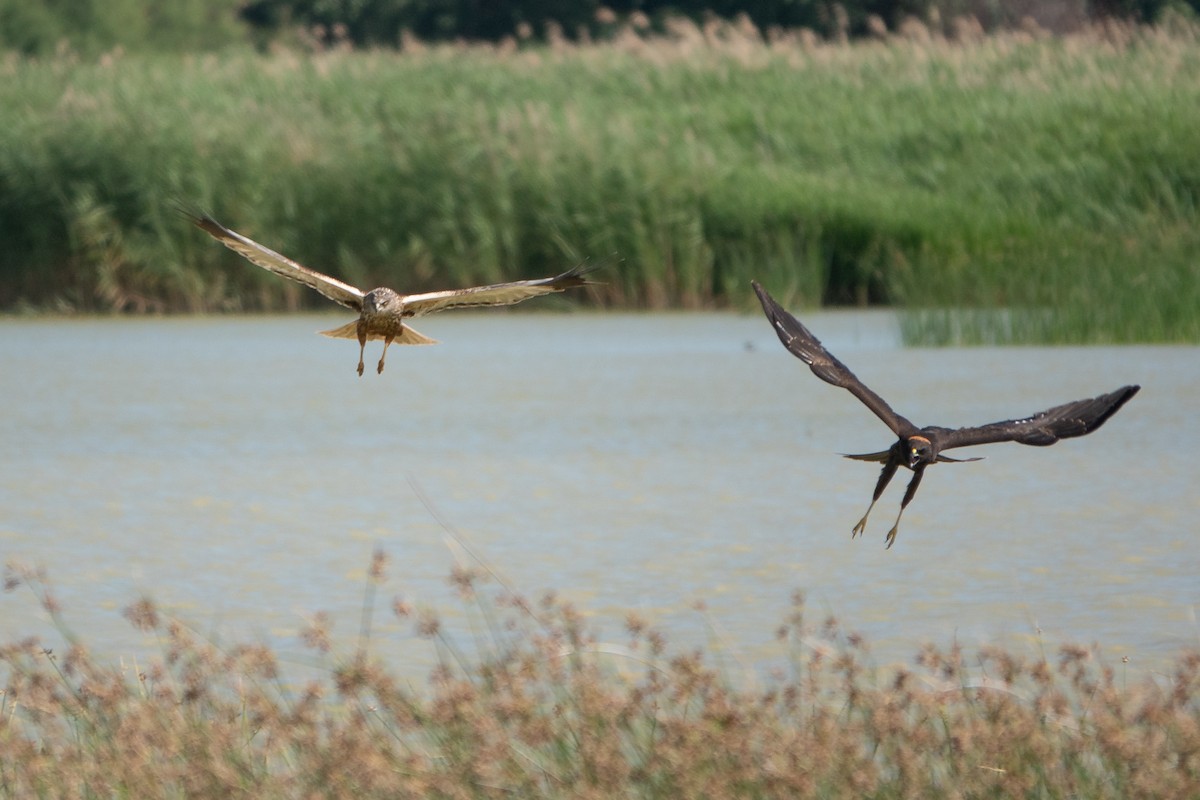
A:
[
  {"xmin": 402, "ymin": 263, "xmax": 598, "ymax": 317},
  {"xmin": 181, "ymin": 209, "xmax": 365, "ymax": 311},
  {"xmin": 752, "ymin": 281, "xmax": 918, "ymax": 437},
  {"xmin": 934, "ymin": 385, "xmax": 1140, "ymax": 451}
]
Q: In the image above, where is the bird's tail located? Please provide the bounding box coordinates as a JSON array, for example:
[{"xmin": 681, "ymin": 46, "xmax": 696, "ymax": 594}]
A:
[
  {"xmin": 842, "ymin": 450, "xmax": 982, "ymax": 464},
  {"xmin": 841, "ymin": 450, "xmax": 892, "ymax": 463},
  {"xmin": 319, "ymin": 320, "xmax": 438, "ymax": 345}
]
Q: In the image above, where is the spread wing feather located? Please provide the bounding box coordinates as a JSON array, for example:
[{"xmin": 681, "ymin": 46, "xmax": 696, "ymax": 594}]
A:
[
  {"xmin": 752, "ymin": 281, "xmax": 918, "ymax": 437},
  {"xmin": 935, "ymin": 386, "xmax": 1140, "ymax": 451},
  {"xmin": 402, "ymin": 263, "xmax": 599, "ymax": 317},
  {"xmin": 182, "ymin": 210, "xmax": 365, "ymax": 311}
]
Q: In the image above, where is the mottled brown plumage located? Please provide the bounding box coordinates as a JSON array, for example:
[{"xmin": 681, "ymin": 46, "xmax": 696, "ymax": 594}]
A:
[
  {"xmin": 752, "ymin": 281, "xmax": 1139, "ymax": 548},
  {"xmin": 183, "ymin": 210, "xmax": 597, "ymax": 375}
]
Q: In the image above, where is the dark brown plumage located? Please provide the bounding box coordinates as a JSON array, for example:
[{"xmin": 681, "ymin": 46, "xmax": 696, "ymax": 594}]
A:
[{"xmin": 752, "ymin": 281, "xmax": 1140, "ymax": 548}]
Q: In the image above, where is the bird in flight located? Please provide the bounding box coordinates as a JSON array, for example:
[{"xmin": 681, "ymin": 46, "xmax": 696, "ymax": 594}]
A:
[
  {"xmin": 751, "ymin": 281, "xmax": 1139, "ymax": 548},
  {"xmin": 182, "ymin": 210, "xmax": 598, "ymax": 375}
]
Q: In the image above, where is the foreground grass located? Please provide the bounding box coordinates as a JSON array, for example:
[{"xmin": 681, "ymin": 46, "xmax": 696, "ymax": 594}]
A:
[
  {"xmin": 1, "ymin": 17, "xmax": 1199, "ymax": 343},
  {"xmin": 3, "ymin": 556, "xmax": 1199, "ymax": 798}
]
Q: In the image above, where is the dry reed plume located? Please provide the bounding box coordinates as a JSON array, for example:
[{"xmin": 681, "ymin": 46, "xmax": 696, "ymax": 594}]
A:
[{"xmin": 3, "ymin": 556, "xmax": 1199, "ymax": 798}]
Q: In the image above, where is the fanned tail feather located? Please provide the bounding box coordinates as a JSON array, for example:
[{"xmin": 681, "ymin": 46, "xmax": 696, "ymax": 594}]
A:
[
  {"xmin": 318, "ymin": 320, "xmax": 360, "ymax": 339},
  {"xmin": 841, "ymin": 450, "xmax": 892, "ymax": 463},
  {"xmin": 319, "ymin": 320, "xmax": 438, "ymax": 345},
  {"xmin": 841, "ymin": 450, "xmax": 982, "ymax": 464}
]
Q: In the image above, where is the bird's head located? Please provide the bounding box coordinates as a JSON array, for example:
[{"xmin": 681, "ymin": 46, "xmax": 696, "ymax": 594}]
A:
[
  {"xmin": 363, "ymin": 288, "xmax": 402, "ymax": 316},
  {"xmin": 906, "ymin": 435, "xmax": 934, "ymax": 468}
]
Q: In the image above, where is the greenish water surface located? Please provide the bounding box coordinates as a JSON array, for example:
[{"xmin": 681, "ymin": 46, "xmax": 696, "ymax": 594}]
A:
[{"xmin": 1, "ymin": 312, "xmax": 1195, "ymax": 679}]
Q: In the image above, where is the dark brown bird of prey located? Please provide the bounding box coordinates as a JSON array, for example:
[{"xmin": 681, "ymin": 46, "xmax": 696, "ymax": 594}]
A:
[
  {"xmin": 752, "ymin": 281, "xmax": 1139, "ymax": 548},
  {"xmin": 183, "ymin": 211, "xmax": 597, "ymax": 376}
]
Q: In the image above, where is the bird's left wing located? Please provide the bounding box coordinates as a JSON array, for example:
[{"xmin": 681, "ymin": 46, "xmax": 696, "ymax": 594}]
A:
[
  {"xmin": 183, "ymin": 210, "xmax": 365, "ymax": 311},
  {"xmin": 402, "ymin": 263, "xmax": 598, "ymax": 316},
  {"xmin": 752, "ymin": 281, "xmax": 919, "ymax": 437},
  {"xmin": 936, "ymin": 385, "xmax": 1139, "ymax": 450}
]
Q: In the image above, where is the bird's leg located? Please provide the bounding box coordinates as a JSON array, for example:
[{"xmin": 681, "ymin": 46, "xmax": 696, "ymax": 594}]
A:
[
  {"xmin": 377, "ymin": 333, "xmax": 395, "ymax": 375},
  {"xmin": 853, "ymin": 458, "xmax": 900, "ymax": 539},
  {"xmin": 356, "ymin": 324, "xmax": 368, "ymax": 377},
  {"xmin": 885, "ymin": 465, "xmax": 927, "ymax": 550}
]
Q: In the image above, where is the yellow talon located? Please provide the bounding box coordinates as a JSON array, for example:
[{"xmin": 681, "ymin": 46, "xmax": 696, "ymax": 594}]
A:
[{"xmin": 885, "ymin": 525, "xmax": 899, "ymax": 549}]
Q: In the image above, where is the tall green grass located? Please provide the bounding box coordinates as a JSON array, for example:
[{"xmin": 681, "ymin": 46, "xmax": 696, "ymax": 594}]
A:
[
  {"xmin": 1, "ymin": 16, "xmax": 1198, "ymax": 342},
  {"xmin": 3, "ymin": 555, "xmax": 1199, "ymax": 798}
]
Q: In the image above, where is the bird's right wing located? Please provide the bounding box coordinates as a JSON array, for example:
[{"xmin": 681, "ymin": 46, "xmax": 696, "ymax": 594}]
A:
[
  {"xmin": 752, "ymin": 281, "xmax": 918, "ymax": 437},
  {"xmin": 182, "ymin": 210, "xmax": 365, "ymax": 311},
  {"xmin": 935, "ymin": 385, "xmax": 1140, "ymax": 451}
]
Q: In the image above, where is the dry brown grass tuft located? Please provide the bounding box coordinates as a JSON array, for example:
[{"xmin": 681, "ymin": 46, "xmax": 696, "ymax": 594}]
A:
[{"xmin": 2, "ymin": 557, "xmax": 1198, "ymax": 798}]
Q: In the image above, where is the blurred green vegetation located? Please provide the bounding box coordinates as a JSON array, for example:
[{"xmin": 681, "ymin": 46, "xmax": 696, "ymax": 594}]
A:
[
  {"xmin": 0, "ymin": 0, "xmax": 246, "ymax": 56},
  {"xmin": 1, "ymin": 17, "xmax": 1198, "ymax": 342}
]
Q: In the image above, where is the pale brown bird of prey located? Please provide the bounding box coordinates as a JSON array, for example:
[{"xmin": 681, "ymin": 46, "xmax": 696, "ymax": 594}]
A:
[
  {"xmin": 183, "ymin": 211, "xmax": 598, "ymax": 375},
  {"xmin": 752, "ymin": 281, "xmax": 1139, "ymax": 548}
]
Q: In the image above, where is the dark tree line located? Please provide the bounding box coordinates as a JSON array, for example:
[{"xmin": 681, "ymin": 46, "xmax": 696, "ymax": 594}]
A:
[
  {"xmin": 0, "ymin": 0, "xmax": 1196, "ymax": 55},
  {"xmin": 237, "ymin": 0, "xmax": 835, "ymax": 44},
  {"xmin": 238, "ymin": 0, "xmax": 1198, "ymax": 47}
]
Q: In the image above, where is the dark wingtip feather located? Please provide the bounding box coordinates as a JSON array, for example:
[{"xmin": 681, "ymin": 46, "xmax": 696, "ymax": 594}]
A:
[
  {"xmin": 750, "ymin": 280, "xmax": 802, "ymax": 348},
  {"xmin": 553, "ymin": 263, "xmax": 602, "ymax": 288},
  {"xmin": 554, "ymin": 254, "xmax": 620, "ymax": 288},
  {"xmin": 750, "ymin": 280, "xmax": 775, "ymax": 315},
  {"xmin": 1090, "ymin": 384, "xmax": 1140, "ymax": 431},
  {"xmin": 168, "ymin": 200, "xmax": 229, "ymax": 240},
  {"xmin": 168, "ymin": 198, "xmax": 210, "ymax": 225},
  {"xmin": 751, "ymin": 281, "xmax": 831, "ymax": 371},
  {"xmin": 1027, "ymin": 384, "xmax": 1140, "ymax": 444}
]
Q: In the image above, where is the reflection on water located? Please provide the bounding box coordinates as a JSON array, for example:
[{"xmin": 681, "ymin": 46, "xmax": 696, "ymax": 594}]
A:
[{"xmin": 1, "ymin": 312, "xmax": 1196, "ymax": 680}]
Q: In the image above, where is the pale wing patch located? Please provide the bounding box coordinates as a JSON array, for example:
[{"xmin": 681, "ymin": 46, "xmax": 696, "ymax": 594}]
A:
[
  {"xmin": 402, "ymin": 264, "xmax": 594, "ymax": 316},
  {"xmin": 189, "ymin": 215, "xmax": 365, "ymax": 311},
  {"xmin": 403, "ymin": 282, "xmax": 562, "ymax": 316}
]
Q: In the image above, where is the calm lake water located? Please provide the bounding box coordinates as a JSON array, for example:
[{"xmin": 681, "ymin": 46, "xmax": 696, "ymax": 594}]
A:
[{"xmin": 1, "ymin": 312, "xmax": 1197, "ymax": 682}]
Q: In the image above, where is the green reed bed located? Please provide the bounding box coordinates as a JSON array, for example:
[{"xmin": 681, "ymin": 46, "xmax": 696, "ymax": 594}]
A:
[
  {"xmin": 3, "ymin": 555, "xmax": 1199, "ymax": 798},
  {"xmin": 1, "ymin": 18, "xmax": 1198, "ymax": 342}
]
